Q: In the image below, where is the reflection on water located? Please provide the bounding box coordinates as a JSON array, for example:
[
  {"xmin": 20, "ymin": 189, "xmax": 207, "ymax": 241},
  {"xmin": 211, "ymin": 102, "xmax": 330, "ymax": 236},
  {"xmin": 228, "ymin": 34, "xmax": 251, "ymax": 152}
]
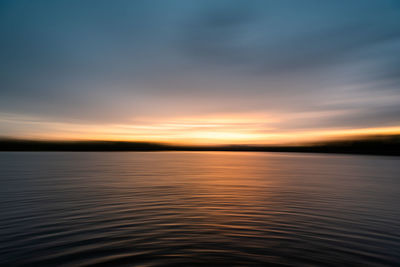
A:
[{"xmin": 0, "ymin": 152, "xmax": 399, "ymax": 266}]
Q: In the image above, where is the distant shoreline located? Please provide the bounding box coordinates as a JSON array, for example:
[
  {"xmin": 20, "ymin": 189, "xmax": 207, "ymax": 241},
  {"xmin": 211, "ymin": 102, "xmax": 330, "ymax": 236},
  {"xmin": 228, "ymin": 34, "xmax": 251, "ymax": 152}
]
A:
[{"xmin": 1, "ymin": 137, "xmax": 399, "ymax": 156}]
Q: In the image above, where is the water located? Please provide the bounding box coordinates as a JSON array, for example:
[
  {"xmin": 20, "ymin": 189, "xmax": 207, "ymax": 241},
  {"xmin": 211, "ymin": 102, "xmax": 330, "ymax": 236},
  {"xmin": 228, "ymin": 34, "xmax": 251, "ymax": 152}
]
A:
[{"xmin": 0, "ymin": 152, "xmax": 399, "ymax": 266}]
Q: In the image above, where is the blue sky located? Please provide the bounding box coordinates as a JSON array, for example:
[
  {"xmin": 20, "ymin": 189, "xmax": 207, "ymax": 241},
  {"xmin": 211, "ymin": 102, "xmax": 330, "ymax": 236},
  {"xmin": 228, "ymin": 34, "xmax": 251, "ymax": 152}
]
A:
[{"xmin": 1, "ymin": 0, "xmax": 400, "ymax": 143}]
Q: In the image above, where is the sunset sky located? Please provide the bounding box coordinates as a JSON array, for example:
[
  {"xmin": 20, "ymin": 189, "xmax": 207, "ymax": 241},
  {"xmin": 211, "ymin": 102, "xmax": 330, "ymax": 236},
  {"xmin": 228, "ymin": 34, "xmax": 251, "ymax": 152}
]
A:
[{"xmin": 1, "ymin": 0, "xmax": 400, "ymax": 144}]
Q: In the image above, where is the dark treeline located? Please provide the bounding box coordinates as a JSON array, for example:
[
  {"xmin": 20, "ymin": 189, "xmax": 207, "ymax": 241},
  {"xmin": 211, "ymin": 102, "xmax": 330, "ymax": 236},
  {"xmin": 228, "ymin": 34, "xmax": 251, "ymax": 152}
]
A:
[{"xmin": 0, "ymin": 135, "xmax": 399, "ymax": 156}]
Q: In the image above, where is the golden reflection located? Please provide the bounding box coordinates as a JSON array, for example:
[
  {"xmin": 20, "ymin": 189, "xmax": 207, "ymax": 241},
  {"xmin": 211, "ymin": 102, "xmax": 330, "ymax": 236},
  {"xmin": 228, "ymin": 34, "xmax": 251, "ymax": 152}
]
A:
[{"xmin": 172, "ymin": 152, "xmax": 277, "ymax": 227}]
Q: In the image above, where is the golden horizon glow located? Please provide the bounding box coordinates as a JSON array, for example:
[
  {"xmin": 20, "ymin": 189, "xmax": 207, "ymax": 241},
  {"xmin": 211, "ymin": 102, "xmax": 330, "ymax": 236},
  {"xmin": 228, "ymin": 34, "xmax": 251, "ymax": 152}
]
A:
[{"xmin": 2, "ymin": 112, "xmax": 400, "ymax": 145}]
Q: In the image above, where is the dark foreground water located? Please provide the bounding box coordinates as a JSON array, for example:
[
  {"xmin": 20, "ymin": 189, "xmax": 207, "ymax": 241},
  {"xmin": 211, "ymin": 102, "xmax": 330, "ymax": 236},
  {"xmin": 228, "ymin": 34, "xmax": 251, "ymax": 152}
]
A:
[{"xmin": 0, "ymin": 152, "xmax": 399, "ymax": 266}]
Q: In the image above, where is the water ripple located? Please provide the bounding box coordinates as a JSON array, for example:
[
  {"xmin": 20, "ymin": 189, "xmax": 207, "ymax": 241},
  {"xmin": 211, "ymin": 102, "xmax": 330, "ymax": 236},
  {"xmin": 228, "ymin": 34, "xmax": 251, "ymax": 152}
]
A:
[{"xmin": 0, "ymin": 152, "xmax": 399, "ymax": 266}]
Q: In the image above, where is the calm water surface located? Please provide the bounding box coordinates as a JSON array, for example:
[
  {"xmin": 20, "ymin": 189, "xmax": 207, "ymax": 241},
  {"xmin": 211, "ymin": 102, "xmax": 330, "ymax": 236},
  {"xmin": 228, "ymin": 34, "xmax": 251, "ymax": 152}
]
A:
[{"xmin": 0, "ymin": 152, "xmax": 399, "ymax": 266}]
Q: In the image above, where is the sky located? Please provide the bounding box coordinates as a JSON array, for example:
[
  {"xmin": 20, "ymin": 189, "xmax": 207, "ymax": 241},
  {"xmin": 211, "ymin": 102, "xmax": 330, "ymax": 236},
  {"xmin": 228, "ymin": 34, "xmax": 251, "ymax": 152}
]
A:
[{"xmin": 1, "ymin": 0, "xmax": 400, "ymax": 144}]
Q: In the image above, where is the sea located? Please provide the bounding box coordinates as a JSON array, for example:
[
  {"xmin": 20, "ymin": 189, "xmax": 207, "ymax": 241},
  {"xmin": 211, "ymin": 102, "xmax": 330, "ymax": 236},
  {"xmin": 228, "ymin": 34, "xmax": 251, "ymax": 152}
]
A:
[{"xmin": 1, "ymin": 152, "xmax": 399, "ymax": 266}]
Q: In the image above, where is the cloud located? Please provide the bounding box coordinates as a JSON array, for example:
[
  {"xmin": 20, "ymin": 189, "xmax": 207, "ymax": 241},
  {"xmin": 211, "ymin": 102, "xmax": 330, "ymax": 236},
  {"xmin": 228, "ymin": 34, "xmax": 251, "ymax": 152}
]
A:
[{"xmin": 0, "ymin": 0, "xmax": 399, "ymax": 140}]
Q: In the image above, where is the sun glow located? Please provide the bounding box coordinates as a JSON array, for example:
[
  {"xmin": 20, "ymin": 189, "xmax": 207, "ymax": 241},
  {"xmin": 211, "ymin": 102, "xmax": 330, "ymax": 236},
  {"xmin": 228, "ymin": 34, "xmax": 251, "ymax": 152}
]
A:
[{"xmin": 2, "ymin": 112, "xmax": 400, "ymax": 145}]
